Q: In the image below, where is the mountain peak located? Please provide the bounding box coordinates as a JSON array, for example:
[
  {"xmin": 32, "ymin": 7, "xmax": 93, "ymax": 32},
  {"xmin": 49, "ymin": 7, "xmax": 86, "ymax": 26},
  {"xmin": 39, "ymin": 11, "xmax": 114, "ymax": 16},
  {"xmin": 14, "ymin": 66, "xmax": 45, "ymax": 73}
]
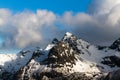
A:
[
  {"xmin": 109, "ymin": 38, "xmax": 120, "ymax": 51},
  {"xmin": 64, "ymin": 32, "xmax": 74, "ymax": 39},
  {"xmin": 0, "ymin": 32, "xmax": 120, "ymax": 80},
  {"xmin": 65, "ymin": 32, "xmax": 73, "ymax": 37},
  {"xmin": 62, "ymin": 32, "xmax": 76, "ymax": 42}
]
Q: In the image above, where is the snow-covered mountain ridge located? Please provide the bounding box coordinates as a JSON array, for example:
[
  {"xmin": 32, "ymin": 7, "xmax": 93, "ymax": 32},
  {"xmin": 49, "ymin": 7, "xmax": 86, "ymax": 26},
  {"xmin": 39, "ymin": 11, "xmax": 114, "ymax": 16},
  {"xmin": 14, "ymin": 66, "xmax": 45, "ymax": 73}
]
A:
[{"xmin": 0, "ymin": 32, "xmax": 120, "ymax": 80}]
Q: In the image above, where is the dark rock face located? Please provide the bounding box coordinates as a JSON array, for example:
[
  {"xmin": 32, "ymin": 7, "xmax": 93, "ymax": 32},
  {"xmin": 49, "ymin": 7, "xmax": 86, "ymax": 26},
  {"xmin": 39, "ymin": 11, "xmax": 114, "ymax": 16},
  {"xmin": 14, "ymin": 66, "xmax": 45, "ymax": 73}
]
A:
[
  {"xmin": 0, "ymin": 71, "xmax": 13, "ymax": 80},
  {"xmin": 38, "ymin": 71, "xmax": 95, "ymax": 80},
  {"xmin": 38, "ymin": 72, "xmax": 106, "ymax": 80},
  {"xmin": 109, "ymin": 38, "xmax": 120, "ymax": 51},
  {"xmin": 65, "ymin": 73, "xmax": 93, "ymax": 80},
  {"xmin": 62, "ymin": 33, "xmax": 81, "ymax": 53},
  {"xmin": 14, "ymin": 49, "xmax": 45, "ymax": 80},
  {"xmin": 105, "ymin": 69, "xmax": 120, "ymax": 80},
  {"xmin": 43, "ymin": 33, "xmax": 82, "ymax": 68},
  {"xmin": 52, "ymin": 38, "xmax": 59, "ymax": 44},
  {"xmin": 46, "ymin": 41, "xmax": 78, "ymax": 68},
  {"xmin": 97, "ymin": 46, "xmax": 107, "ymax": 50},
  {"xmin": 101, "ymin": 55, "xmax": 120, "ymax": 67}
]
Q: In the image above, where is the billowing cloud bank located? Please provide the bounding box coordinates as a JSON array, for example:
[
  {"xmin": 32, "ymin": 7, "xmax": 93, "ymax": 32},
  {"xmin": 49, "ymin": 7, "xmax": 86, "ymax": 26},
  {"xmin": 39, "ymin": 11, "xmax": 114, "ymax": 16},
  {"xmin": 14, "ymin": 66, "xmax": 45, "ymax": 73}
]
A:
[{"xmin": 0, "ymin": 0, "xmax": 120, "ymax": 48}]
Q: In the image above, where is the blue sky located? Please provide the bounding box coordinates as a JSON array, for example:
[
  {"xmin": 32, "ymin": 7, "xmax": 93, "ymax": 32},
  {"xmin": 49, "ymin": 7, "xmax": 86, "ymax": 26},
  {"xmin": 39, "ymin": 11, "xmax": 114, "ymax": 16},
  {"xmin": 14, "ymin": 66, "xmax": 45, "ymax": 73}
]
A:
[{"xmin": 0, "ymin": 0, "xmax": 91, "ymax": 14}]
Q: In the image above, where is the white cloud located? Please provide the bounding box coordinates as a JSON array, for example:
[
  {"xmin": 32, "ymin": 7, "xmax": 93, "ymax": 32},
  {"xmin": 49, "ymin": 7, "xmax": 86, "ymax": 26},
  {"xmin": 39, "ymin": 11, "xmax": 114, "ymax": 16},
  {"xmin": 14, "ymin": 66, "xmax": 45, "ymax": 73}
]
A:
[
  {"xmin": 13, "ymin": 10, "xmax": 57, "ymax": 48},
  {"xmin": 89, "ymin": 0, "xmax": 120, "ymax": 15},
  {"xmin": 0, "ymin": 9, "xmax": 11, "ymax": 26},
  {"xmin": 0, "ymin": 9, "xmax": 60, "ymax": 48},
  {"xmin": 61, "ymin": 0, "xmax": 120, "ymax": 45},
  {"xmin": 1, "ymin": 0, "xmax": 120, "ymax": 48}
]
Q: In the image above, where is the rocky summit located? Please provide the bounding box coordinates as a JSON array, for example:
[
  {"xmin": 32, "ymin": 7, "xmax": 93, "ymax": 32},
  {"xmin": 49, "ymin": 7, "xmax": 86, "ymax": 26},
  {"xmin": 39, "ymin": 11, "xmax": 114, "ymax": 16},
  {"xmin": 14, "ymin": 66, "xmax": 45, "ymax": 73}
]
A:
[{"xmin": 0, "ymin": 32, "xmax": 120, "ymax": 80}]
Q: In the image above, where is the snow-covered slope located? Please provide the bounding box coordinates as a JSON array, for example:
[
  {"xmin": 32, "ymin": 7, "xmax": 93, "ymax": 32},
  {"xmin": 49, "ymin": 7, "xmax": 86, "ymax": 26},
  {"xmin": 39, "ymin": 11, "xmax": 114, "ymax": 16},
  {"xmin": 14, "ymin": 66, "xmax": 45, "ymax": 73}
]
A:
[{"xmin": 0, "ymin": 32, "xmax": 120, "ymax": 80}]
